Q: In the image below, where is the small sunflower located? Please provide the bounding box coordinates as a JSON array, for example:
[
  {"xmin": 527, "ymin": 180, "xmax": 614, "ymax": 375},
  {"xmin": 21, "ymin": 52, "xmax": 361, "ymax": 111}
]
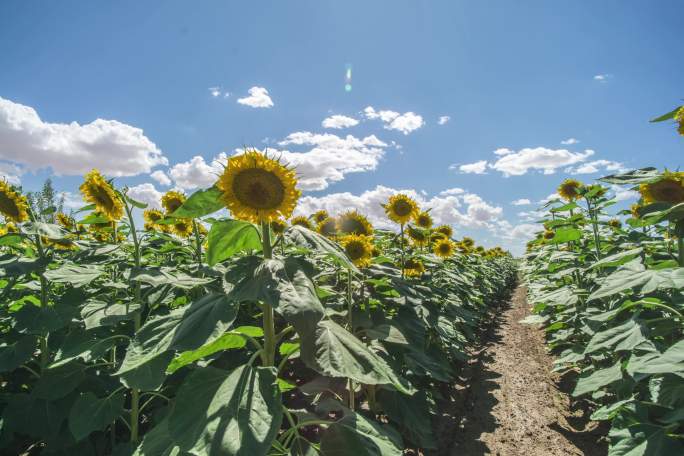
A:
[
  {"xmin": 607, "ymin": 219, "xmax": 621, "ymax": 229},
  {"xmin": 317, "ymin": 217, "xmax": 337, "ymax": 237},
  {"xmin": 435, "ymin": 224, "xmax": 453, "ymax": 239},
  {"xmin": 475, "ymin": 246, "xmax": 485, "ymax": 254},
  {"xmin": 384, "ymin": 194, "xmax": 418, "ymax": 225},
  {"xmin": 557, "ymin": 178, "xmax": 584, "ymax": 202},
  {"xmin": 5, "ymin": 222, "xmax": 17, "ymax": 233},
  {"xmin": 144, "ymin": 209, "xmax": 164, "ymax": 225},
  {"xmin": 638, "ymin": 171, "xmax": 684, "ymax": 205},
  {"xmin": 217, "ymin": 149, "xmax": 301, "ymax": 224},
  {"xmin": 461, "ymin": 237, "xmax": 475, "ymax": 249},
  {"xmin": 0, "ymin": 181, "xmax": 30, "ymax": 223},
  {"xmin": 630, "ymin": 203, "xmax": 641, "ymax": 219},
  {"xmin": 431, "ymin": 232, "xmax": 446, "ymax": 243},
  {"xmin": 144, "ymin": 222, "xmax": 156, "ymax": 232},
  {"xmin": 434, "ymin": 238, "xmax": 455, "ymax": 258},
  {"xmin": 172, "ymin": 219, "xmax": 194, "ymax": 238},
  {"xmin": 56, "ymin": 212, "xmax": 75, "ymax": 230},
  {"xmin": 336, "ymin": 211, "xmax": 373, "ymax": 236},
  {"xmin": 543, "ymin": 229, "xmax": 555, "ymax": 240},
  {"xmin": 271, "ymin": 219, "xmax": 287, "ymax": 235},
  {"xmin": 407, "ymin": 226, "xmax": 429, "ymax": 247},
  {"xmin": 414, "ymin": 211, "xmax": 433, "ymax": 229},
  {"xmin": 403, "ymin": 258, "xmax": 425, "ymax": 277},
  {"xmin": 161, "ymin": 191, "xmax": 186, "ymax": 215},
  {"xmin": 675, "ymin": 107, "xmax": 684, "ymax": 136},
  {"xmin": 312, "ymin": 210, "xmax": 329, "ymax": 224},
  {"xmin": 79, "ymin": 169, "xmax": 123, "ymax": 221},
  {"xmin": 43, "ymin": 236, "xmax": 78, "ymax": 251},
  {"xmin": 340, "ymin": 234, "xmax": 373, "ymax": 268},
  {"xmin": 291, "ymin": 216, "xmax": 312, "ymax": 229}
]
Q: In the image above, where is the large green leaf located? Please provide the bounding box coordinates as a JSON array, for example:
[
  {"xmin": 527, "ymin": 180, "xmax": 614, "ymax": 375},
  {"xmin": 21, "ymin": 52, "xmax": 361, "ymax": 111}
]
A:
[
  {"xmin": 285, "ymin": 225, "xmax": 358, "ymax": 271},
  {"xmin": 170, "ymin": 186, "xmax": 224, "ymax": 219},
  {"xmin": 551, "ymin": 227, "xmax": 581, "ymax": 244},
  {"xmin": 585, "ymin": 318, "xmax": 648, "ymax": 354},
  {"xmin": 626, "ymin": 340, "xmax": 684, "ymax": 377},
  {"xmin": 589, "ymin": 248, "xmax": 643, "ymax": 270},
  {"xmin": 44, "ymin": 263, "xmax": 105, "ymax": 287},
  {"xmin": 130, "ymin": 267, "xmax": 214, "ymax": 289},
  {"xmin": 598, "ymin": 167, "xmax": 659, "ymax": 184},
  {"xmin": 608, "ymin": 421, "xmax": 684, "ymax": 455},
  {"xmin": 167, "ymin": 365, "xmax": 282, "ymax": 455},
  {"xmin": 132, "ymin": 418, "xmax": 185, "ymax": 456},
  {"xmin": 320, "ymin": 411, "xmax": 403, "ymax": 456},
  {"xmin": 377, "ymin": 390, "xmax": 435, "ymax": 449},
  {"xmin": 81, "ymin": 300, "xmax": 141, "ymax": 330},
  {"xmin": 573, "ymin": 360, "xmax": 623, "ymax": 397},
  {"xmin": 0, "ymin": 335, "xmax": 37, "ymax": 372},
  {"xmin": 1, "ymin": 393, "xmax": 68, "ymax": 440},
  {"xmin": 207, "ymin": 220, "xmax": 261, "ymax": 266},
  {"xmin": 69, "ymin": 391, "xmax": 125, "ymax": 441},
  {"xmin": 588, "ymin": 259, "xmax": 684, "ymax": 301},
  {"xmin": 33, "ymin": 363, "xmax": 86, "ymax": 400}
]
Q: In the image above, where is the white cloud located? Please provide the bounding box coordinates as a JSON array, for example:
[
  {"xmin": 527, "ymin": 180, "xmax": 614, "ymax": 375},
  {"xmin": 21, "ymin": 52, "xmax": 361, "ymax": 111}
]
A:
[
  {"xmin": 209, "ymin": 87, "xmax": 221, "ymax": 98},
  {"xmin": 169, "ymin": 154, "xmax": 226, "ymax": 190},
  {"xmin": 490, "ymin": 147, "xmax": 595, "ymax": 176},
  {"xmin": 566, "ymin": 159, "xmax": 625, "ymax": 175},
  {"xmin": 438, "ymin": 115, "xmax": 450, "ymax": 125},
  {"xmin": 322, "ymin": 115, "xmax": 359, "ymax": 129},
  {"xmin": 127, "ymin": 183, "xmax": 163, "ymax": 209},
  {"xmin": 237, "ymin": 87, "xmax": 273, "ymax": 108},
  {"xmin": 0, "ymin": 162, "xmax": 22, "ymax": 185},
  {"xmin": 609, "ymin": 184, "xmax": 639, "ymax": 202},
  {"xmin": 456, "ymin": 160, "xmax": 488, "ymax": 174},
  {"xmin": 594, "ymin": 74, "xmax": 612, "ymax": 82},
  {"xmin": 59, "ymin": 191, "xmax": 86, "ymax": 210},
  {"xmin": 150, "ymin": 170, "xmax": 171, "ymax": 186},
  {"xmin": 0, "ymin": 97, "xmax": 167, "ymax": 177},
  {"xmin": 363, "ymin": 106, "xmax": 424, "ymax": 135},
  {"xmin": 561, "ymin": 138, "xmax": 579, "ymax": 145},
  {"xmin": 512, "ymin": 198, "xmax": 531, "ymax": 206},
  {"xmin": 517, "ymin": 209, "xmax": 548, "ymax": 222},
  {"xmin": 494, "ymin": 148, "xmax": 514, "ymax": 156},
  {"xmin": 508, "ymin": 223, "xmax": 540, "ymax": 240}
]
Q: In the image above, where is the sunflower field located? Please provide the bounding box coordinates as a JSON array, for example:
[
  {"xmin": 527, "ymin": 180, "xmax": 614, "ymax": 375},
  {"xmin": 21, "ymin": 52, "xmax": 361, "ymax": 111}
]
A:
[
  {"xmin": 0, "ymin": 151, "xmax": 516, "ymax": 455},
  {"xmin": 522, "ymin": 168, "xmax": 684, "ymax": 455}
]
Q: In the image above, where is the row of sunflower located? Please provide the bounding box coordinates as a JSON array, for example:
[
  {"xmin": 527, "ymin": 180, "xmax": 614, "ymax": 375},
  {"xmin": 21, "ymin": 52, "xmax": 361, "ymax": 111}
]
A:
[
  {"xmin": 0, "ymin": 149, "xmax": 515, "ymax": 455},
  {"xmin": 523, "ymin": 168, "xmax": 684, "ymax": 455}
]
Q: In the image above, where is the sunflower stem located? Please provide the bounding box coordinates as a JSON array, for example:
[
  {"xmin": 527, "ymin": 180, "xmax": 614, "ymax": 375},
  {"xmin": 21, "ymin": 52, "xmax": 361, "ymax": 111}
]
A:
[
  {"xmin": 678, "ymin": 233, "xmax": 684, "ymax": 268},
  {"xmin": 260, "ymin": 221, "xmax": 276, "ymax": 367},
  {"xmin": 192, "ymin": 219, "xmax": 203, "ymax": 269},
  {"xmin": 346, "ymin": 268, "xmax": 356, "ymax": 410},
  {"xmin": 400, "ymin": 223, "xmax": 405, "ymax": 279},
  {"xmin": 28, "ymin": 208, "xmax": 50, "ymax": 371}
]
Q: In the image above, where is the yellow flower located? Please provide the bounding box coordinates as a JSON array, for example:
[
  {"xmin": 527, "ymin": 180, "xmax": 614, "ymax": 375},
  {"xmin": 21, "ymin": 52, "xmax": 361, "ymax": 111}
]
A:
[
  {"xmin": 461, "ymin": 237, "xmax": 475, "ymax": 248},
  {"xmin": 340, "ymin": 234, "xmax": 373, "ymax": 268},
  {"xmin": 6, "ymin": 222, "xmax": 17, "ymax": 233},
  {"xmin": 172, "ymin": 219, "xmax": 194, "ymax": 238},
  {"xmin": 43, "ymin": 236, "xmax": 77, "ymax": 251},
  {"xmin": 271, "ymin": 219, "xmax": 287, "ymax": 235},
  {"xmin": 291, "ymin": 216, "xmax": 312, "ymax": 229},
  {"xmin": 435, "ymin": 224, "xmax": 453, "ymax": 239},
  {"xmin": 144, "ymin": 222, "xmax": 156, "ymax": 232},
  {"xmin": 608, "ymin": 219, "xmax": 621, "ymax": 229},
  {"xmin": 433, "ymin": 238, "xmax": 455, "ymax": 258},
  {"xmin": 216, "ymin": 149, "xmax": 301, "ymax": 224},
  {"xmin": 407, "ymin": 226, "xmax": 429, "ymax": 247},
  {"xmin": 56, "ymin": 212, "xmax": 74, "ymax": 230},
  {"xmin": 475, "ymin": 246, "xmax": 485, "ymax": 254},
  {"xmin": 0, "ymin": 180, "xmax": 29, "ymax": 223},
  {"xmin": 557, "ymin": 178, "xmax": 584, "ymax": 202},
  {"xmin": 336, "ymin": 211, "xmax": 373, "ymax": 236},
  {"xmin": 543, "ymin": 230, "xmax": 555, "ymax": 240},
  {"xmin": 144, "ymin": 209, "xmax": 164, "ymax": 225},
  {"xmin": 161, "ymin": 191, "xmax": 186, "ymax": 215},
  {"xmin": 403, "ymin": 258, "xmax": 425, "ymax": 277},
  {"xmin": 312, "ymin": 210, "xmax": 329, "ymax": 224},
  {"xmin": 414, "ymin": 211, "xmax": 433, "ymax": 229},
  {"xmin": 79, "ymin": 169, "xmax": 123, "ymax": 221},
  {"xmin": 384, "ymin": 194, "xmax": 418, "ymax": 225},
  {"xmin": 317, "ymin": 217, "xmax": 337, "ymax": 237},
  {"xmin": 638, "ymin": 171, "xmax": 684, "ymax": 205},
  {"xmin": 630, "ymin": 203, "xmax": 641, "ymax": 219},
  {"xmin": 675, "ymin": 107, "xmax": 684, "ymax": 136}
]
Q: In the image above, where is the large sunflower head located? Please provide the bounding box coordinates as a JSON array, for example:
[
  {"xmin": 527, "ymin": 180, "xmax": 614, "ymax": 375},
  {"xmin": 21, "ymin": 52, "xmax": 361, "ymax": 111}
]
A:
[
  {"xmin": 435, "ymin": 224, "xmax": 453, "ymax": 238},
  {"xmin": 290, "ymin": 216, "xmax": 312, "ymax": 230},
  {"xmin": 79, "ymin": 169, "xmax": 123, "ymax": 221},
  {"xmin": 56, "ymin": 212, "xmax": 74, "ymax": 230},
  {"xmin": 317, "ymin": 217, "xmax": 337, "ymax": 237},
  {"xmin": 336, "ymin": 211, "xmax": 373, "ymax": 236},
  {"xmin": 557, "ymin": 178, "xmax": 584, "ymax": 202},
  {"xmin": 172, "ymin": 219, "xmax": 194, "ymax": 238},
  {"xmin": 161, "ymin": 191, "xmax": 186, "ymax": 215},
  {"xmin": 414, "ymin": 211, "xmax": 433, "ymax": 229},
  {"xmin": 312, "ymin": 210, "xmax": 329, "ymax": 224},
  {"xmin": 638, "ymin": 171, "xmax": 684, "ymax": 205},
  {"xmin": 271, "ymin": 218, "xmax": 287, "ymax": 235},
  {"xmin": 433, "ymin": 238, "xmax": 455, "ymax": 258},
  {"xmin": 217, "ymin": 149, "xmax": 301, "ymax": 224},
  {"xmin": 403, "ymin": 258, "xmax": 425, "ymax": 277},
  {"xmin": 384, "ymin": 194, "xmax": 418, "ymax": 225},
  {"xmin": 340, "ymin": 234, "xmax": 373, "ymax": 268},
  {"xmin": 407, "ymin": 226, "xmax": 429, "ymax": 247},
  {"xmin": 0, "ymin": 181, "xmax": 29, "ymax": 223}
]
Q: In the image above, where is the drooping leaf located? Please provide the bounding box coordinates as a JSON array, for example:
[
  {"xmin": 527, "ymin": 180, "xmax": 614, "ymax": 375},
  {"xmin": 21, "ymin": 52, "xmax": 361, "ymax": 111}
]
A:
[
  {"xmin": 207, "ymin": 220, "xmax": 262, "ymax": 266},
  {"xmin": 573, "ymin": 360, "xmax": 623, "ymax": 397},
  {"xmin": 0, "ymin": 335, "xmax": 38, "ymax": 372},
  {"xmin": 320, "ymin": 411, "xmax": 403, "ymax": 456},
  {"xmin": 169, "ymin": 186, "xmax": 224, "ymax": 219},
  {"xmin": 44, "ymin": 263, "xmax": 105, "ymax": 287},
  {"xmin": 69, "ymin": 391, "xmax": 125, "ymax": 441}
]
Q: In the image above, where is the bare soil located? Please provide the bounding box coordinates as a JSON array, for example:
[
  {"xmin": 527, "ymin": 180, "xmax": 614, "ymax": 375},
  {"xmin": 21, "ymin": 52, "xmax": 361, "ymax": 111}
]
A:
[{"xmin": 439, "ymin": 285, "xmax": 607, "ymax": 456}]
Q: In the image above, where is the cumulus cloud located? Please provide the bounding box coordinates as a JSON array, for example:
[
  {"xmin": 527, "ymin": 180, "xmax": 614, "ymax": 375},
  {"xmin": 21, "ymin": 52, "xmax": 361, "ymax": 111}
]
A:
[
  {"xmin": 512, "ymin": 198, "xmax": 531, "ymax": 206},
  {"xmin": 237, "ymin": 87, "xmax": 273, "ymax": 108},
  {"xmin": 0, "ymin": 97, "xmax": 167, "ymax": 177},
  {"xmin": 438, "ymin": 115, "xmax": 450, "ymax": 125},
  {"xmin": 455, "ymin": 160, "xmax": 488, "ymax": 174},
  {"xmin": 490, "ymin": 147, "xmax": 595, "ymax": 176},
  {"xmin": 127, "ymin": 183, "xmax": 163, "ymax": 209},
  {"xmin": 566, "ymin": 159, "xmax": 625, "ymax": 175},
  {"xmin": 0, "ymin": 162, "xmax": 22, "ymax": 185},
  {"xmin": 150, "ymin": 170, "xmax": 171, "ymax": 186},
  {"xmin": 609, "ymin": 184, "xmax": 639, "ymax": 202},
  {"xmin": 594, "ymin": 74, "xmax": 612, "ymax": 82},
  {"xmin": 322, "ymin": 115, "xmax": 359, "ymax": 129},
  {"xmin": 508, "ymin": 223, "xmax": 541, "ymax": 240},
  {"xmin": 561, "ymin": 138, "xmax": 579, "ymax": 145},
  {"xmin": 363, "ymin": 106, "xmax": 424, "ymax": 135},
  {"xmin": 169, "ymin": 154, "xmax": 226, "ymax": 190}
]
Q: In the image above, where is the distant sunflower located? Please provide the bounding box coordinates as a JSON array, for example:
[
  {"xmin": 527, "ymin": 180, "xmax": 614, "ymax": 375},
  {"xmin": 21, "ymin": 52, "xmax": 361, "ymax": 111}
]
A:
[
  {"xmin": 271, "ymin": 219, "xmax": 287, "ymax": 235},
  {"xmin": 608, "ymin": 219, "xmax": 621, "ymax": 229},
  {"xmin": 317, "ymin": 217, "xmax": 337, "ymax": 237},
  {"xmin": 0, "ymin": 181, "xmax": 29, "ymax": 223},
  {"xmin": 475, "ymin": 246, "xmax": 485, "ymax": 254},
  {"xmin": 435, "ymin": 224, "xmax": 453, "ymax": 239},
  {"xmin": 431, "ymin": 232, "xmax": 446, "ymax": 243},
  {"xmin": 56, "ymin": 212, "xmax": 74, "ymax": 230},
  {"xmin": 639, "ymin": 171, "xmax": 684, "ymax": 205},
  {"xmin": 291, "ymin": 216, "xmax": 312, "ymax": 229},
  {"xmin": 434, "ymin": 238, "xmax": 455, "ymax": 258},
  {"xmin": 543, "ymin": 230, "xmax": 555, "ymax": 240},
  {"xmin": 461, "ymin": 237, "xmax": 475, "ymax": 249},
  {"xmin": 161, "ymin": 191, "xmax": 186, "ymax": 215},
  {"xmin": 340, "ymin": 234, "xmax": 373, "ymax": 268},
  {"xmin": 144, "ymin": 209, "xmax": 164, "ymax": 225},
  {"xmin": 43, "ymin": 237, "xmax": 77, "ymax": 251},
  {"xmin": 172, "ymin": 219, "xmax": 194, "ymax": 238},
  {"xmin": 337, "ymin": 211, "xmax": 373, "ymax": 236},
  {"xmin": 5, "ymin": 222, "xmax": 17, "ymax": 233},
  {"xmin": 675, "ymin": 107, "xmax": 684, "ymax": 136},
  {"xmin": 630, "ymin": 203, "xmax": 641, "ymax": 219},
  {"xmin": 79, "ymin": 169, "xmax": 123, "ymax": 221},
  {"xmin": 217, "ymin": 149, "xmax": 301, "ymax": 224},
  {"xmin": 144, "ymin": 222, "xmax": 156, "ymax": 232},
  {"xmin": 403, "ymin": 258, "xmax": 425, "ymax": 277},
  {"xmin": 384, "ymin": 194, "xmax": 418, "ymax": 225},
  {"xmin": 312, "ymin": 210, "xmax": 329, "ymax": 224},
  {"xmin": 407, "ymin": 226, "xmax": 429, "ymax": 247},
  {"xmin": 414, "ymin": 211, "xmax": 433, "ymax": 229},
  {"xmin": 557, "ymin": 178, "xmax": 584, "ymax": 202}
]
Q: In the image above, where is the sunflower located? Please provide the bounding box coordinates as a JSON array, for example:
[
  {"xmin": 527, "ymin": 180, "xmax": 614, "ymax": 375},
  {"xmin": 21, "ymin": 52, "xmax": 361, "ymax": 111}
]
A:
[
  {"xmin": 638, "ymin": 171, "xmax": 684, "ymax": 205},
  {"xmin": 414, "ymin": 211, "xmax": 433, "ymax": 229},
  {"xmin": 336, "ymin": 211, "xmax": 373, "ymax": 236},
  {"xmin": 434, "ymin": 238, "xmax": 455, "ymax": 258},
  {"xmin": 43, "ymin": 236, "xmax": 77, "ymax": 251},
  {"xmin": 196, "ymin": 223, "xmax": 208, "ymax": 236},
  {"xmin": 340, "ymin": 234, "xmax": 373, "ymax": 268},
  {"xmin": 543, "ymin": 229, "xmax": 555, "ymax": 240},
  {"xmin": 0, "ymin": 181, "xmax": 29, "ymax": 223},
  {"xmin": 675, "ymin": 107, "xmax": 684, "ymax": 136},
  {"xmin": 435, "ymin": 224, "xmax": 453, "ymax": 239},
  {"xmin": 630, "ymin": 203, "xmax": 641, "ymax": 219},
  {"xmin": 317, "ymin": 217, "xmax": 337, "ymax": 237},
  {"xmin": 271, "ymin": 219, "xmax": 287, "ymax": 235},
  {"xmin": 56, "ymin": 212, "xmax": 74, "ymax": 230},
  {"xmin": 431, "ymin": 232, "xmax": 446, "ymax": 243},
  {"xmin": 291, "ymin": 216, "xmax": 312, "ymax": 229},
  {"xmin": 457, "ymin": 242, "xmax": 471, "ymax": 254},
  {"xmin": 217, "ymin": 150, "xmax": 301, "ymax": 224},
  {"xmin": 407, "ymin": 226, "xmax": 429, "ymax": 247},
  {"xmin": 161, "ymin": 191, "xmax": 186, "ymax": 215},
  {"xmin": 144, "ymin": 209, "xmax": 164, "ymax": 225},
  {"xmin": 461, "ymin": 237, "xmax": 475, "ymax": 248},
  {"xmin": 5, "ymin": 222, "xmax": 17, "ymax": 233},
  {"xmin": 403, "ymin": 258, "xmax": 425, "ymax": 277},
  {"xmin": 79, "ymin": 169, "xmax": 123, "ymax": 221},
  {"xmin": 557, "ymin": 178, "xmax": 584, "ymax": 202},
  {"xmin": 144, "ymin": 222, "xmax": 156, "ymax": 232},
  {"xmin": 312, "ymin": 210, "xmax": 329, "ymax": 224},
  {"xmin": 172, "ymin": 219, "xmax": 194, "ymax": 238},
  {"xmin": 475, "ymin": 246, "xmax": 485, "ymax": 254},
  {"xmin": 384, "ymin": 194, "xmax": 418, "ymax": 225},
  {"xmin": 607, "ymin": 219, "xmax": 621, "ymax": 229}
]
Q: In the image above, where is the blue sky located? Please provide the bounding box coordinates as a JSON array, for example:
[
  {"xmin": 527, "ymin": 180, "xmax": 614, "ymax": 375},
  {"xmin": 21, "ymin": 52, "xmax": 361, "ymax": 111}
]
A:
[{"xmin": 0, "ymin": 1, "xmax": 681, "ymax": 254}]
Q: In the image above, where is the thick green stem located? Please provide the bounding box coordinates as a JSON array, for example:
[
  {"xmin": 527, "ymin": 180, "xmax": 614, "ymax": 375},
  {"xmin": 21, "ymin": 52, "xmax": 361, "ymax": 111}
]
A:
[
  {"xmin": 400, "ymin": 223, "xmax": 405, "ymax": 278},
  {"xmin": 29, "ymin": 210, "xmax": 51, "ymax": 371},
  {"xmin": 261, "ymin": 221, "xmax": 276, "ymax": 366},
  {"xmin": 679, "ymin": 236, "xmax": 684, "ymax": 268},
  {"xmin": 585, "ymin": 198, "xmax": 601, "ymax": 260},
  {"xmin": 192, "ymin": 219, "xmax": 202, "ymax": 269}
]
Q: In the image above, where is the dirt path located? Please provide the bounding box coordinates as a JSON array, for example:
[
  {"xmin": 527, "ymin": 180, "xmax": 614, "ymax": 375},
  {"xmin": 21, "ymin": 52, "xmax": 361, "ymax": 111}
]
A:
[{"xmin": 446, "ymin": 285, "xmax": 606, "ymax": 456}]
